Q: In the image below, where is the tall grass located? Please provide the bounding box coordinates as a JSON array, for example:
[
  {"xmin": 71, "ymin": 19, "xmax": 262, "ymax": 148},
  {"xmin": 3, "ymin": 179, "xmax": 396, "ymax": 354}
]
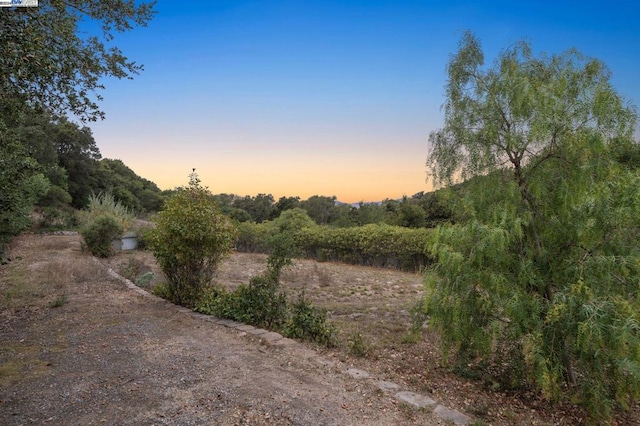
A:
[{"xmin": 78, "ymin": 192, "xmax": 136, "ymax": 232}]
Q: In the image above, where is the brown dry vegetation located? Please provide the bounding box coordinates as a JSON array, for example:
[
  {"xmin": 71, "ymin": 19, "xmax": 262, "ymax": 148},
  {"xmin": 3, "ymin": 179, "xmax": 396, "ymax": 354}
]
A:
[
  {"xmin": 2, "ymin": 234, "xmax": 437, "ymax": 425},
  {"xmin": 3, "ymin": 233, "xmax": 640, "ymax": 424},
  {"xmin": 107, "ymin": 248, "xmax": 640, "ymax": 425}
]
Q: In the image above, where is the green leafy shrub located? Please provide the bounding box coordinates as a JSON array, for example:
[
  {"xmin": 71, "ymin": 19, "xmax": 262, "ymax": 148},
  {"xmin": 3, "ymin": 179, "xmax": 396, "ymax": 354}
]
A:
[
  {"xmin": 208, "ymin": 276, "xmax": 289, "ymax": 329},
  {"xmin": 271, "ymin": 207, "xmax": 316, "ymax": 233},
  {"xmin": 122, "ymin": 257, "xmax": 145, "ymax": 281},
  {"xmin": 283, "ymin": 291, "xmax": 335, "ymax": 346},
  {"xmin": 80, "ymin": 214, "xmax": 123, "ymax": 257},
  {"xmin": 39, "ymin": 185, "xmax": 72, "ymax": 208},
  {"xmin": 235, "ymin": 219, "xmax": 434, "ymax": 272},
  {"xmin": 235, "ymin": 221, "xmax": 271, "ymax": 252},
  {"xmin": 134, "ymin": 271, "xmax": 154, "ymax": 287},
  {"xmin": 197, "ymin": 233, "xmax": 335, "ymax": 346},
  {"xmin": 0, "ymin": 128, "xmax": 37, "ymax": 243},
  {"xmin": 296, "ymin": 224, "xmax": 434, "ymax": 271},
  {"xmin": 152, "ymin": 282, "xmax": 171, "ymax": 299},
  {"xmin": 40, "ymin": 206, "xmax": 77, "ymax": 230},
  {"xmin": 148, "ymin": 172, "xmax": 237, "ymax": 308}
]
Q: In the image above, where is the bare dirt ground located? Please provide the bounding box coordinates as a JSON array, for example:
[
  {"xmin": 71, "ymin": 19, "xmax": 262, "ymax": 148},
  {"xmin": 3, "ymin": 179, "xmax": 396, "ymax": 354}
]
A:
[
  {"xmin": 2, "ymin": 233, "xmax": 639, "ymax": 425},
  {"xmin": 0, "ymin": 234, "xmax": 446, "ymax": 425}
]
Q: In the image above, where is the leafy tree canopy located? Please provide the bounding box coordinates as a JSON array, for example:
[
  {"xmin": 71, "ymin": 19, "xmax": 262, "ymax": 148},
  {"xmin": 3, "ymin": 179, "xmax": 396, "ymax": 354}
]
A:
[
  {"xmin": 300, "ymin": 195, "xmax": 339, "ymax": 225},
  {"xmin": 0, "ymin": 0, "xmax": 156, "ymax": 122},
  {"xmin": 0, "ymin": 0, "xmax": 155, "ymax": 240},
  {"xmin": 96, "ymin": 158, "xmax": 163, "ymax": 212}
]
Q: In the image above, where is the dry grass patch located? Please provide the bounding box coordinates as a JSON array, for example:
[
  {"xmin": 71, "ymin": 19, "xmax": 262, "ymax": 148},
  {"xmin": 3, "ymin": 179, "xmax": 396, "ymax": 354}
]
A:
[
  {"xmin": 5, "ymin": 235, "xmax": 630, "ymax": 424},
  {"xmin": 0, "ymin": 235, "xmax": 103, "ymax": 313},
  {"xmin": 102, "ymin": 249, "xmax": 630, "ymax": 425}
]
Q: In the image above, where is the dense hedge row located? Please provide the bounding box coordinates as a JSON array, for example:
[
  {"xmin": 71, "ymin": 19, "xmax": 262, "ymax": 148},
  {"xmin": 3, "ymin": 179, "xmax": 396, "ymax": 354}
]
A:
[
  {"xmin": 235, "ymin": 221, "xmax": 272, "ymax": 253},
  {"xmin": 235, "ymin": 222, "xmax": 434, "ymax": 272}
]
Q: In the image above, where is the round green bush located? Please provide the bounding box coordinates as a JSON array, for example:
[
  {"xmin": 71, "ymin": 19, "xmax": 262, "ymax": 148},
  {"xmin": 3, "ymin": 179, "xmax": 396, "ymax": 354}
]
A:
[
  {"xmin": 148, "ymin": 173, "xmax": 237, "ymax": 308},
  {"xmin": 81, "ymin": 214, "xmax": 123, "ymax": 258}
]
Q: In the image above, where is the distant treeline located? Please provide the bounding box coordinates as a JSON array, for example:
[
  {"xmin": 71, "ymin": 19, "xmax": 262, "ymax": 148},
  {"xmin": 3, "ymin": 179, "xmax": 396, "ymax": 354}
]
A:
[
  {"xmin": 1, "ymin": 107, "xmax": 452, "ymax": 243},
  {"xmin": 198, "ymin": 191, "xmax": 453, "ymax": 229},
  {"xmin": 1, "ymin": 109, "xmax": 164, "ymax": 239}
]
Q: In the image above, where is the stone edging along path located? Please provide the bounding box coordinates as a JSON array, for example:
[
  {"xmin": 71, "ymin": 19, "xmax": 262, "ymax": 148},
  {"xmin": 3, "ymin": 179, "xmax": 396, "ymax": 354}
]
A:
[{"xmin": 97, "ymin": 259, "xmax": 473, "ymax": 425}]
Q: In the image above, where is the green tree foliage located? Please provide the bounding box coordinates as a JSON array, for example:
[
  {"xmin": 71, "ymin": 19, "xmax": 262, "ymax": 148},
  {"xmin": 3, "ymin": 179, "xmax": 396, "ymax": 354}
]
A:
[
  {"xmin": 411, "ymin": 191, "xmax": 452, "ymax": 227},
  {"xmin": 232, "ymin": 193, "xmax": 275, "ymax": 223},
  {"xmin": 149, "ymin": 172, "xmax": 237, "ymax": 308},
  {"xmin": 424, "ymin": 31, "xmax": 639, "ymax": 420},
  {"xmin": 0, "ymin": 126, "xmax": 49, "ymax": 241},
  {"xmin": 0, "ymin": 141, "xmax": 48, "ymax": 243},
  {"xmin": 271, "ymin": 207, "xmax": 316, "ymax": 234},
  {"xmin": 265, "ymin": 208, "xmax": 316, "ymax": 281},
  {"xmin": 388, "ymin": 196, "xmax": 426, "ymax": 228},
  {"xmin": 300, "ymin": 195, "xmax": 339, "ymax": 225},
  {"xmin": 51, "ymin": 117, "xmax": 102, "ymax": 207},
  {"xmin": 10, "ymin": 111, "xmax": 163, "ymax": 211},
  {"xmin": 352, "ymin": 202, "xmax": 385, "ymax": 226},
  {"xmin": 0, "ymin": 0, "xmax": 154, "ymax": 241},
  {"xmin": 1, "ymin": 0, "xmax": 155, "ymax": 122},
  {"xmin": 96, "ymin": 159, "xmax": 163, "ymax": 212},
  {"xmin": 270, "ymin": 196, "xmax": 301, "ymax": 220}
]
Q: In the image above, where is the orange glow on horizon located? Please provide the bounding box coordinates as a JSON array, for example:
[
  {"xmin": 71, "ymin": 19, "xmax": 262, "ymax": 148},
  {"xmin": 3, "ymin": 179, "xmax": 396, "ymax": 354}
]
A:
[{"xmin": 123, "ymin": 149, "xmax": 432, "ymax": 203}]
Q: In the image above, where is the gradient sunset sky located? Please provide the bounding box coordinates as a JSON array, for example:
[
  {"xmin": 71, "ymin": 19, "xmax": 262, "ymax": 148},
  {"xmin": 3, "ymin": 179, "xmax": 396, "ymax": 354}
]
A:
[{"xmin": 90, "ymin": 1, "xmax": 640, "ymax": 203}]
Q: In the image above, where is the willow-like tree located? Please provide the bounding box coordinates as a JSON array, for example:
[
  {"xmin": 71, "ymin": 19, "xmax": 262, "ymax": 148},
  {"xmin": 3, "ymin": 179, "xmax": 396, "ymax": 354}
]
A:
[{"xmin": 424, "ymin": 31, "xmax": 640, "ymax": 421}]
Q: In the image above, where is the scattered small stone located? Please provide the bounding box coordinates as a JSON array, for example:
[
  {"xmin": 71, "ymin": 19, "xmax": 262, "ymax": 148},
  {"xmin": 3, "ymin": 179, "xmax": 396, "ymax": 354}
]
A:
[
  {"xmin": 190, "ymin": 313, "xmax": 210, "ymax": 320},
  {"xmin": 434, "ymin": 404, "xmax": 472, "ymax": 425},
  {"xmin": 247, "ymin": 328, "xmax": 269, "ymax": 336},
  {"xmin": 376, "ymin": 381, "xmax": 401, "ymax": 392},
  {"xmin": 395, "ymin": 391, "xmax": 437, "ymax": 410},
  {"xmin": 346, "ymin": 368, "xmax": 371, "ymax": 379},
  {"xmin": 260, "ymin": 332, "xmax": 284, "ymax": 344}
]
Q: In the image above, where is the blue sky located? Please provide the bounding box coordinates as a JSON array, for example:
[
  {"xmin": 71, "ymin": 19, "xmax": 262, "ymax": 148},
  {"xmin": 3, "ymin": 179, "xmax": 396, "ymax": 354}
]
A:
[{"xmin": 90, "ymin": 0, "xmax": 640, "ymax": 202}]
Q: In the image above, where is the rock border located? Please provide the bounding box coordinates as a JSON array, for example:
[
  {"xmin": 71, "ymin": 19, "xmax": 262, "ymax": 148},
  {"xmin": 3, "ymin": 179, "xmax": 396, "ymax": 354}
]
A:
[{"xmin": 98, "ymin": 259, "xmax": 473, "ymax": 425}]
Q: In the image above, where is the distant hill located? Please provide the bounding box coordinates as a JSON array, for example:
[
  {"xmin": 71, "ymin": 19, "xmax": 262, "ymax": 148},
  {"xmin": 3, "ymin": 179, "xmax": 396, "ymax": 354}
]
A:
[{"xmin": 97, "ymin": 158, "xmax": 164, "ymax": 212}]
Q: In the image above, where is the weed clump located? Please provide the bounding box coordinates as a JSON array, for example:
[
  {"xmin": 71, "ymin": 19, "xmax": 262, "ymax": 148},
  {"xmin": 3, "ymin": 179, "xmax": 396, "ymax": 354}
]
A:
[
  {"xmin": 284, "ymin": 291, "xmax": 336, "ymax": 346},
  {"xmin": 347, "ymin": 332, "xmax": 369, "ymax": 357}
]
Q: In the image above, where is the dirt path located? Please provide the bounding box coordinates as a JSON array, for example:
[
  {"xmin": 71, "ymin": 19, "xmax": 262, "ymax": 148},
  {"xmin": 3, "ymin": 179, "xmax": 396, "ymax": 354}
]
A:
[{"xmin": 0, "ymin": 234, "xmax": 448, "ymax": 425}]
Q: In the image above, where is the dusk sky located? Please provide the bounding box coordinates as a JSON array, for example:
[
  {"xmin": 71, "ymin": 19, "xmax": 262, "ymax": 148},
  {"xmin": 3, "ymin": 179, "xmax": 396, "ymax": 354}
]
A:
[{"xmin": 90, "ymin": 1, "xmax": 640, "ymax": 203}]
